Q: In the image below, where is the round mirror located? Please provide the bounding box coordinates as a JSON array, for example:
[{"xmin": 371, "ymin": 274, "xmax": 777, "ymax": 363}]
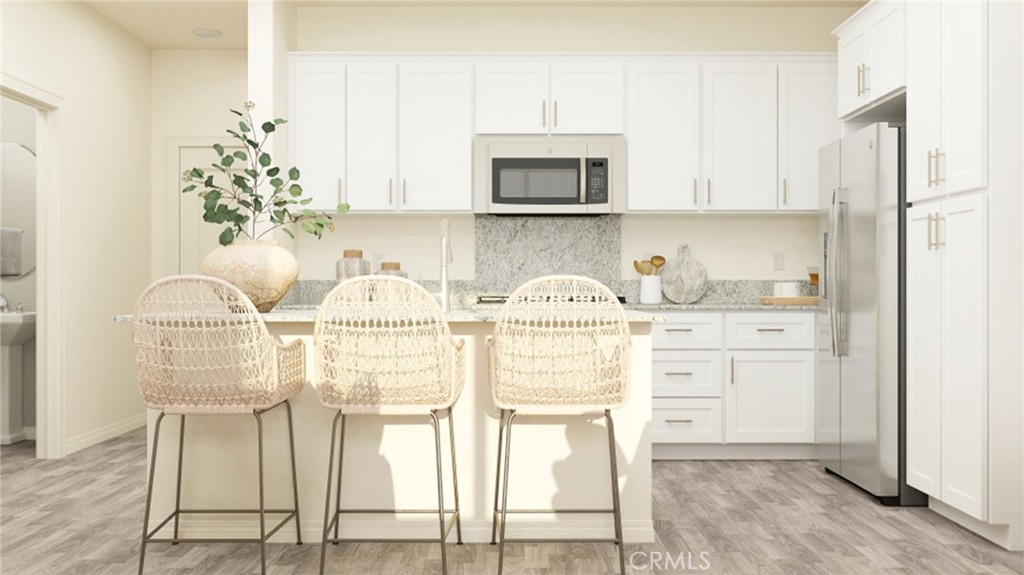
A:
[{"xmin": 1, "ymin": 142, "xmax": 37, "ymax": 277}]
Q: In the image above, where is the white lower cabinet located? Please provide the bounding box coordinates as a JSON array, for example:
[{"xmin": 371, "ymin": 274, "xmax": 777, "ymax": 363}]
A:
[
  {"xmin": 725, "ymin": 350, "xmax": 816, "ymax": 443},
  {"xmin": 652, "ymin": 311, "xmax": 816, "ymax": 449}
]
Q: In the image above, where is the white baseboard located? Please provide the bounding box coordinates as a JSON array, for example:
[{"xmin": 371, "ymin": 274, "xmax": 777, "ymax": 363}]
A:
[
  {"xmin": 23, "ymin": 426, "xmax": 35, "ymax": 440},
  {"xmin": 653, "ymin": 443, "xmax": 818, "ymax": 460},
  {"xmin": 66, "ymin": 412, "xmax": 147, "ymax": 454},
  {"xmin": 151, "ymin": 517, "xmax": 656, "ymax": 545},
  {"xmin": 0, "ymin": 431, "xmax": 26, "ymax": 445}
]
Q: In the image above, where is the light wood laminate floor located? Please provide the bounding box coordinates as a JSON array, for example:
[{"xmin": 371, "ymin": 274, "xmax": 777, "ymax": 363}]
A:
[{"xmin": 2, "ymin": 429, "xmax": 1021, "ymax": 574}]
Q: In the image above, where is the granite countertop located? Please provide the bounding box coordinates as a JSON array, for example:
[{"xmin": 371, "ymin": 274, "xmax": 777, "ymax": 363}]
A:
[
  {"xmin": 114, "ymin": 307, "xmax": 664, "ymax": 324},
  {"xmin": 624, "ymin": 303, "xmax": 820, "ymax": 312}
]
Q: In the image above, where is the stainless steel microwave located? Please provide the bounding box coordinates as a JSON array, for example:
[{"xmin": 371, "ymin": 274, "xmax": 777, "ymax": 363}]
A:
[{"xmin": 473, "ymin": 135, "xmax": 626, "ymax": 215}]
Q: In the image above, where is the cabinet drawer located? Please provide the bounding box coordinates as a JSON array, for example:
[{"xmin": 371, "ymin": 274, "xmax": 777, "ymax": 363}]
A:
[
  {"xmin": 652, "ymin": 350, "xmax": 722, "ymax": 398},
  {"xmin": 653, "ymin": 313, "xmax": 723, "ymax": 349},
  {"xmin": 725, "ymin": 312, "xmax": 815, "ymax": 350},
  {"xmin": 652, "ymin": 398, "xmax": 722, "ymax": 444}
]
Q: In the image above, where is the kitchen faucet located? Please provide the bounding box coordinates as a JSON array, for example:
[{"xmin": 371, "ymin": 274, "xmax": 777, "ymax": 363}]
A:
[{"xmin": 434, "ymin": 219, "xmax": 452, "ymax": 313}]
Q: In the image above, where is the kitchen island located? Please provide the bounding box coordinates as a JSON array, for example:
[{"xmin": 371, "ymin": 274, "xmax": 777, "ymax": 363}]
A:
[{"xmin": 135, "ymin": 308, "xmax": 658, "ymax": 544}]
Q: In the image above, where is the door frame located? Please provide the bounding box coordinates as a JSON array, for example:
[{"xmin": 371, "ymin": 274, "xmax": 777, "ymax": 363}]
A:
[{"xmin": 1, "ymin": 72, "xmax": 65, "ymax": 459}]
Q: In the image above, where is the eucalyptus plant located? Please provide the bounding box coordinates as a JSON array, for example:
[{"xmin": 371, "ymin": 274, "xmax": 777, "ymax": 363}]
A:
[{"xmin": 181, "ymin": 101, "xmax": 349, "ymax": 246}]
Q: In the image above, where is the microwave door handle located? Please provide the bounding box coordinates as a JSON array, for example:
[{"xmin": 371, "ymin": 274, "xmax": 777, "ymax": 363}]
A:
[{"xmin": 579, "ymin": 159, "xmax": 587, "ymax": 204}]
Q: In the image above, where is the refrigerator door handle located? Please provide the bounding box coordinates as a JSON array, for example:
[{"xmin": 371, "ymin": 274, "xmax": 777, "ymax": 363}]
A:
[
  {"xmin": 827, "ymin": 188, "xmax": 839, "ymax": 357},
  {"xmin": 834, "ymin": 187, "xmax": 848, "ymax": 357}
]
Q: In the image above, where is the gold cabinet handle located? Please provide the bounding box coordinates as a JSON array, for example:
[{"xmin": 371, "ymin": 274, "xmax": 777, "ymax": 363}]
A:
[
  {"xmin": 402, "ymin": 178, "xmax": 407, "ymax": 205},
  {"xmin": 782, "ymin": 178, "xmax": 788, "ymax": 205},
  {"xmin": 542, "ymin": 100, "xmax": 546, "ymax": 127},
  {"xmin": 665, "ymin": 328, "xmax": 694, "ymax": 333},
  {"xmin": 337, "ymin": 178, "xmax": 344, "ymax": 203},
  {"xmin": 554, "ymin": 100, "xmax": 559, "ymax": 127},
  {"xmin": 856, "ymin": 64, "xmax": 862, "ymax": 97},
  {"xmin": 757, "ymin": 328, "xmax": 786, "ymax": 333},
  {"xmin": 707, "ymin": 179, "xmax": 711, "ymax": 205},
  {"xmin": 730, "ymin": 356, "xmax": 735, "ymax": 385},
  {"xmin": 935, "ymin": 148, "xmax": 945, "ymax": 184},
  {"xmin": 693, "ymin": 179, "xmax": 698, "ymax": 206},
  {"xmin": 665, "ymin": 419, "xmax": 694, "ymax": 424},
  {"xmin": 665, "ymin": 372, "xmax": 694, "ymax": 377},
  {"xmin": 862, "ymin": 64, "xmax": 870, "ymax": 93},
  {"xmin": 927, "ymin": 213, "xmax": 935, "ymax": 250},
  {"xmin": 934, "ymin": 214, "xmax": 945, "ymax": 248},
  {"xmin": 388, "ymin": 178, "xmax": 393, "ymax": 205},
  {"xmin": 927, "ymin": 150, "xmax": 936, "ymax": 187}
]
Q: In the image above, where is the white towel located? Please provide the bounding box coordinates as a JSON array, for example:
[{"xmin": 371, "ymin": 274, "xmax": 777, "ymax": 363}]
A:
[{"xmin": 1, "ymin": 227, "xmax": 23, "ymax": 277}]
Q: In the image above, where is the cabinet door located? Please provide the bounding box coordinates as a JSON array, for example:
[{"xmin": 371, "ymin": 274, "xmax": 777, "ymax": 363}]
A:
[
  {"xmin": 702, "ymin": 64, "xmax": 778, "ymax": 211},
  {"xmin": 866, "ymin": 2, "xmax": 905, "ymax": 100},
  {"xmin": 905, "ymin": 0, "xmax": 942, "ymax": 204},
  {"xmin": 627, "ymin": 64, "xmax": 701, "ymax": 211},
  {"xmin": 725, "ymin": 350, "xmax": 815, "ymax": 443},
  {"xmin": 778, "ymin": 63, "xmax": 838, "ymax": 212},
  {"xmin": 837, "ymin": 28, "xmax": 869, "ymax": 117},
  {"xmin": 290, "ymin": 61, "xmax": 345, "ymax": 211},
  {"xmin": 940, "ymin": 193, "xmax": 988, "ymax": 520},
  {"xmin": 550, "ymin": 64, "xmax": 625, "ymax": 134},
  {"xmin": 905, "ymin": 203, "xmax": 942, "ymax": 498},
  {"xmin": 399, "ymin": 64, "xmax": 473, "ymax": 212},
  {"xmin": 939, "ymin": 1, "xmax": 988, "ymax": 195},
  {"xmin": 475, "ymin": 64, "xmax": 549, "ymax": 134},
  {"xmin": 346, "ymin": 64, "xmax": 398, "ymax": 212}
]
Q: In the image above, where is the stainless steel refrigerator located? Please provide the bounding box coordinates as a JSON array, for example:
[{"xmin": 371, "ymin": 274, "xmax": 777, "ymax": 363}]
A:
[{"xmin": 817, "ymin": 123, "xmax": 926, "ymax": 506}]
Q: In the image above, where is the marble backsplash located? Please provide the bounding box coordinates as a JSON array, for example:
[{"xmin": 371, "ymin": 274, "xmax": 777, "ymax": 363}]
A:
[{"xmin": 280, "ymin": 214, "xmax": 816, "ymax": 307}]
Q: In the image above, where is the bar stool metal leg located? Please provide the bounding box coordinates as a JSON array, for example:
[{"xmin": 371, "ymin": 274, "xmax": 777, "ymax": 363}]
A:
[
  {"xmin": 172, "ymin": 415, "xmax": 185, "ymax": 545},
  {"xmin": 254, "ymin": 411, "xmax": 267, "ymax": 575},
  {"xmin": 320, "ymin": 411, "xmax": 343, "ymax": 575},
  {"xmin": 333, "ymin": 414, "xmax": 347, "ymax": 544},
  {"xmin": 605, "ymin": 410, "xmax": 625, "ymax": 575},
  {"xmin": 285, "ymin": 401, "xmax": 303, "ymax": 545},
  {"xmin": 447, "ymin": 407, "xmax": 463, "ymax": 545},
  {"xmin": 138, "ymin": 412, "xmax": 166, "ymax": 575},
  {"xmin": 490, "ymin": 409, "xmax": 506, "ymax": 545},
  {"xmin": 497, "ymin": 410, "xmax": 517, "ymax": 575},
  {"xmin": 429, "ymin": 410, "xmax": 449, "ymax": 575}
]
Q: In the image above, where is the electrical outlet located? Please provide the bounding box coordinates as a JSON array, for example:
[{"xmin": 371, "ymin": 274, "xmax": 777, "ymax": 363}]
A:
[{"xmin": 772, "ymin": 252, "xmax": 785, "ymax": 271}]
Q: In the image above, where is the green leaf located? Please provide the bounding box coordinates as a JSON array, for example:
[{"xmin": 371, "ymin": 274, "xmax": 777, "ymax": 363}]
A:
[
  {"xmin": 190, "ymin": 167, "xmax": 204, "ymax": 178},
  {"xmin": 288, "ymin": 167, "xmax": 300, "ymax": 180},
  {"xmin": 300, "ymin": 197, "xmax": 313, "ymax": 205},
  {"xmin": 232, "ymin": 151, "xmax": 248, "ymax": 161},
  {"xmin": 288, "ymin": 184, "xmax": 303, "ymax": 197},
  {"xmin": 258, "ymin": 152, "xmax": 272, "ymax": 167},
  {"xmin": 239, "ymin": 121, "xmax": 250, "ymax": 133},
  {"xmin": 213, "ymin": 143, "xmax": 225, "ymax": 157},
  {"xmin": 220, "ymin": 155, "xmax": 234, "ymax": 167},
  {"xmin": 237, "ymin": 199, "xmax": 253, "ymax": 210},
  {"xmin": 182, "ymin": 184, "xmax": 197, "ymax": 193},
  {"xmin": 273, "ymin": 118, "xmax": 287, "ymax": 125},
  {"xmin": 229, "ymin": 109, "xmax": 243, "ymax": 117},
  {"xmin": 300, "ymin": 220, "xmax": 317, "ymax": 235},
  {"xmin": 219, "ymin": 227, "xmax": 235, "ymax": 246},
  {"xmin": 302, "ymin": 209, "xmax": 317, "ymax": 217},
  {"xmin": 245, "ymin": 169, "xmax": 259, "ymax": 179},
  {"xmin": 281, "ymin": 226, "xmax": 295, "ymax": 239},
  {"xmin": 204, "ymin": 175, "xmax": 214, "ymax": 187},
  {"xmin": 266, "ymin": 167, "xmax": 280, "ymax": 178},
  {"xmin": 246, "ymin": 138, "xmax": 259, "ymax": 149},
  {"xmin": 337, "ymin": 203, "xmax": 350, "ymax": 214},
  {"xmin": 270, "ymin": 177, "xmax": 284, "ymax": 188},
  {"xmin": 261, "ymin": 122, "xmax": 276, "ymax": 134}
]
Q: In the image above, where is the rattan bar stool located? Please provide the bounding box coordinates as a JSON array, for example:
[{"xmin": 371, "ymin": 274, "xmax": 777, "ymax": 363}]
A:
[
  {"xmin": 132, "ymin": 276, "xmax": 305, "ymax": 575},
  {"xmin": 488, "ymin": 275, "xmax": 631, "ymax": 575},
  {"xmin": 314, "ymin": 276, "xmax": 465, "ymax": 575}
]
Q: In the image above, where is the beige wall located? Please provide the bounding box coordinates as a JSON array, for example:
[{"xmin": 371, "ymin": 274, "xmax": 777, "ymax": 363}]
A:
[
  {"xmin": 150, "ymin": 49, "xmax": 248, "ymax": 278},
  {"xmin": 296, "ymin": 4, "xmax": 858, "ymax": 52},
  {"xmin": 1, "ymin": 1, "xmax": 152, "ymax": 453}
]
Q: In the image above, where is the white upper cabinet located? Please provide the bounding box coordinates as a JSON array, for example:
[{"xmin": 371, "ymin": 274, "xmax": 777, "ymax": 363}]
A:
[
  {"xmin": 346, "ymin": 64, "xmax": 398, "ymax": 212},
  {"xmin": 474, "ymin": 63, "xmax": 624, "ymax": 135},
  {"xmin": 550, "ymin": 64, "xmax": 625, "ymax": 134},
  {"xmin": 906, "ymin": 0, "xmax": 988, "ymax": 203},
  {"xmin": 778, "ymin": 64, "xmax": 839, "ymax": 212},
  {"xmin": 290, "ymin": 61, "xmax": 346, "ymax": 211},
  {"xmin": 702, "ymin": 63, "xmax": 778, "ymax": 212},
  {"xmin": 474, "ymin": 64, "xmax": 548, "ymax": 134},
  {"xmin": 399, "ymin": 64, "xmax": 474, "ymax": 212},
  {"xmin": 627, "ymin": 64, "xmax": 701, "ymax": 212},
  {"xmin": 835, "ymin": 1, "xmax": 905, "ymax": 118}
]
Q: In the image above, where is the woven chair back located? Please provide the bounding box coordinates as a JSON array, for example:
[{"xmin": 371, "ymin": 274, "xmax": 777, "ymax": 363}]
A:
[
  {"xmin": 314, "ymin": 276, "xmax": 459, "ymax": 412},
  {"xmin": 132, "ymin": 275, "xmax": 275, "ymax": 411},
  {"xmin": 491, "ymin": 275, "xmax": 631, "ymax": 411}
]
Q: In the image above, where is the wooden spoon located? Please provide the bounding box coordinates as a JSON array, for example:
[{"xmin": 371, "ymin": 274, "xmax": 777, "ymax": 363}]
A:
[
  {"xmin": 641, "ymin": 259, "xmax": 655, "ymax": 276},
  {"xmin": 633, "ymin": 260, "xmax": 646, "ymax": 275},
  {"xmin": 650, "ymin": 255, "xmax": 666, "ymax": 275}
]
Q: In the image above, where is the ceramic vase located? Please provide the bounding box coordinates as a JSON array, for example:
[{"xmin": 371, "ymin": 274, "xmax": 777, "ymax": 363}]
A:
[
  {"xmin": 660, "ymin": 244, "xmax": 709, "ymax": 304},
  {"xmin": 201, "ymin": 240, "xmax": 298, "ymax": 312}
]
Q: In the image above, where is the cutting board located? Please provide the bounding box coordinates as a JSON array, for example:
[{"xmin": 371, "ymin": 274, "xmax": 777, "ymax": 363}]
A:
[{"xmin": 759, "ymin": 296, "xmax": 820, "ymax": 306}]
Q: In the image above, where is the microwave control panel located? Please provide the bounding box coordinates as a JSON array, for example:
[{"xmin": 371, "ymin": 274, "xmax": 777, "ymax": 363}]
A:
[{"xmin": 586, "ymin": 158, "xmax": 609, "ymax": 204}]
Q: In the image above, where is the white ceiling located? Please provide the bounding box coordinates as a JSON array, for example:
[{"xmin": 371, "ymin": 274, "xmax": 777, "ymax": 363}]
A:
[{"xmin": 83, "ymin": 1, "xmax": 248, "ymax": 49}]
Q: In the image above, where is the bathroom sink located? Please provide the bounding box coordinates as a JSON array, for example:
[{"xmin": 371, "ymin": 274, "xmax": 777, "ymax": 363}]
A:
[{"xmin": 1, "ymin": 312, "xmax": 36, "ymax": 346}]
